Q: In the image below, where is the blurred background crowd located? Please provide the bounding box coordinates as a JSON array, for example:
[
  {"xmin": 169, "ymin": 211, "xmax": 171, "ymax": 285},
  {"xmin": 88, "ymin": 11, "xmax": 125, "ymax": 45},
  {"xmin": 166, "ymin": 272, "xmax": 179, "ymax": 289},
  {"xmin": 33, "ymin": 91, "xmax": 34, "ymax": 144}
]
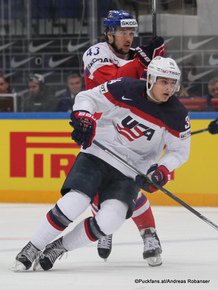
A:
[{"xmin": 0, "ymin": 0, "xmax": 218, "ymax": 112}]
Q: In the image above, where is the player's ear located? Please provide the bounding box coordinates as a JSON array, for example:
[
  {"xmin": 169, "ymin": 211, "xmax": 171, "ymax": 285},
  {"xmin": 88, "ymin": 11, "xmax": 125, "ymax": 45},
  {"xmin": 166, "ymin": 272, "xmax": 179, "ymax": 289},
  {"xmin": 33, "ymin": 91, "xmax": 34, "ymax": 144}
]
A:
[{"xmin": 107, "ymin": 32, "xmax": 113, "ymax": 44}]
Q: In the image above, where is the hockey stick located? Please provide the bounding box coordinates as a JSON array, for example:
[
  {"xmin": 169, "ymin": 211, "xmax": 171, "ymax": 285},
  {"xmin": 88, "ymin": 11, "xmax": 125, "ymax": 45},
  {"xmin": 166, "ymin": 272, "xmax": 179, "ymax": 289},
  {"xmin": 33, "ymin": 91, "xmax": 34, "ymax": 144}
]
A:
[
  {"xmin": 191, "ymin": 119, "xmax": 218, "ymax": 135},
  {"xmin": 191, "ymin": 128, "xmax": 208, "ymax": 135},
  {"xmin": 93, "ymin": 139, "xmax": 218, "ymax": 232},
  {"xmin": 152, "ymin": 0, "xmax": 157, "ymax": 37}
]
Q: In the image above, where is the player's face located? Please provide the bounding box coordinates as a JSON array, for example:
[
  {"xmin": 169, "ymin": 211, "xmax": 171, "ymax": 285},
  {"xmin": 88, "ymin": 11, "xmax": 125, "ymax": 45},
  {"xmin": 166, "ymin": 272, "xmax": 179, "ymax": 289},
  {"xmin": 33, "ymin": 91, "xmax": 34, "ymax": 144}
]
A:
[
  {"xmin": 151, "ymin": 77, "xmax": 177, "ymax": 102},
  {"xmin": 108, "ymin": 28, "xmax": 135, "ymax": 55}
]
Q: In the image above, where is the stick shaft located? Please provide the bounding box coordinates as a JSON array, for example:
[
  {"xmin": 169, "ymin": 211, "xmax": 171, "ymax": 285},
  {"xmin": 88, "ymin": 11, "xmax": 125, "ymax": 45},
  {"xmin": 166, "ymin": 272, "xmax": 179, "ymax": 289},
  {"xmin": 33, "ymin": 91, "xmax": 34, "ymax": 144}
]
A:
[
  {"xmin": 93, "ymin": 139, "xmax": 218, "ymax": 232},
  {"xmin": 191, "ymin": 128, "xmax": 208, "ymax": 135},
  {"xmin": 152, "ymin": 0, "xmax": 157, "ymax": 36}
]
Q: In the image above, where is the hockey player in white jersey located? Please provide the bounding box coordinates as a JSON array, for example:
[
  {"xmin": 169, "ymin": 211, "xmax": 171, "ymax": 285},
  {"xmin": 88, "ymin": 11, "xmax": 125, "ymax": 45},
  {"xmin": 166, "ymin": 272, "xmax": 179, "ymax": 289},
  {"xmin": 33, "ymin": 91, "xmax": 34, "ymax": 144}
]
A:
[
  {"xmin": 83, "ymin": 9, "xmax": 165, "ymax": 265},
  {"xmin": 12, "ymin": 56, "xmax": 191, "ymax": 272}
]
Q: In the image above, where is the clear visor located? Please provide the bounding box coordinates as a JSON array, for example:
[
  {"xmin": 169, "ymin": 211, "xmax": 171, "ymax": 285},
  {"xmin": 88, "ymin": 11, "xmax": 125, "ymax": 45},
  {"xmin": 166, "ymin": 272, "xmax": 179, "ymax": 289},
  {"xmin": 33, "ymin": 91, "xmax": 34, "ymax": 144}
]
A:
[{"xmin": 112, "ymin": 27, "xmax": 138, "ymax": 37}]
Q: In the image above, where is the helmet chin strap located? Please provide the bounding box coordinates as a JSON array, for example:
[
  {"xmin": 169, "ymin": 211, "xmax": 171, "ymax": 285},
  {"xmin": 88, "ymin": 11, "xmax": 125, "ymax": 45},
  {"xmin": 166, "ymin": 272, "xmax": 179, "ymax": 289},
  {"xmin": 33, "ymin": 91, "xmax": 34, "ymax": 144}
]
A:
[
  {"xmin": 147, "ymin": 89, "xmax": 161, "ymax": 103},
  {"xmin": 146, "ymin": 80, "xmax": 162, "ymax": 103}
]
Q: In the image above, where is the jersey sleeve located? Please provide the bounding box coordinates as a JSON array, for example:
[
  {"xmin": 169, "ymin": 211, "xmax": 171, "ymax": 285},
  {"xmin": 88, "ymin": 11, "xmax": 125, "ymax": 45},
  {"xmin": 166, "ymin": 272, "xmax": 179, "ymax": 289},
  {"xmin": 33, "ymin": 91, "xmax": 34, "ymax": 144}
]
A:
[
  {"xmin": 158, "ymin": 115, "xmax": 191, "ymax": 172},
  {"xmin": 73, "ymin": 83, "xmax": 114, "ymax": 115}
]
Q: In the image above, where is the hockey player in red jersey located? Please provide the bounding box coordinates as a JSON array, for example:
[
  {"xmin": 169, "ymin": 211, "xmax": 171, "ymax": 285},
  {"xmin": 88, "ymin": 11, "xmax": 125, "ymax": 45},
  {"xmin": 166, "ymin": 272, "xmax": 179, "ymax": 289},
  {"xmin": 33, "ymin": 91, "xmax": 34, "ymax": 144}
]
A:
[
  {"xmin": 83, "ymin": 10, "xmax": 165, "ymax": 265},
  {"xmin": 83, "ymin": 10, "xmax": 164, "ymax": 89},
  {"xmin": 12, "ymin": 56, "xmax": 191, "ymax": 272}
]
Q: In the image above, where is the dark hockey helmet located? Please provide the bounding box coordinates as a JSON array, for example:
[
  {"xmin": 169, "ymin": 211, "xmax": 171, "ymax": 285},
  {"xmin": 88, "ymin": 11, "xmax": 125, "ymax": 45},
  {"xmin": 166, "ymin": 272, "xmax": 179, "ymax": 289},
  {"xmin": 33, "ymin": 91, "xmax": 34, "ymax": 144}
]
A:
[{"xmin": 103, "ymin": 10, "xmax": 138, "ymax": 31}]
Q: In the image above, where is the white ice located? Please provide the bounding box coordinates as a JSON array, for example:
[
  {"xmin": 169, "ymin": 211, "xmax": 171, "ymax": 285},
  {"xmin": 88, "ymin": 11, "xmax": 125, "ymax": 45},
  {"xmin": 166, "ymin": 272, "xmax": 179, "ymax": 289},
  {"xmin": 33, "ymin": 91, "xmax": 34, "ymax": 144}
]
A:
[{"xmin": 0, "ymin": 203, "xmax": 218, "ymax": 290}]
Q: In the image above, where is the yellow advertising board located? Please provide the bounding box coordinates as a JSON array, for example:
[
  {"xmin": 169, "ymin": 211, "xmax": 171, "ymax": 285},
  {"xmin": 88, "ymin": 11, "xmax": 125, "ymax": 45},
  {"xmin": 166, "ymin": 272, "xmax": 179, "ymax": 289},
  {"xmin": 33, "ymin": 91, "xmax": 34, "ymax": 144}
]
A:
[
  {"xmin": 0, "ymin": 114, "xmax": 218, "ymax": 206},
  {"xmin": 0, "ymin": 117, "xmax": 80, "ymax": 203}
]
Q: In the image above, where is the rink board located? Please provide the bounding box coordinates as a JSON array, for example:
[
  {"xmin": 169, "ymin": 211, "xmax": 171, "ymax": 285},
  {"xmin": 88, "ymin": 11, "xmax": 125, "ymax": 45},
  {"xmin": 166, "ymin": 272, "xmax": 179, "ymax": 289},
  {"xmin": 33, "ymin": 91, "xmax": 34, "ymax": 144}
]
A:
[{"xmin": 0, "ymin": 112, "xmax": 218, "ymax": 206}]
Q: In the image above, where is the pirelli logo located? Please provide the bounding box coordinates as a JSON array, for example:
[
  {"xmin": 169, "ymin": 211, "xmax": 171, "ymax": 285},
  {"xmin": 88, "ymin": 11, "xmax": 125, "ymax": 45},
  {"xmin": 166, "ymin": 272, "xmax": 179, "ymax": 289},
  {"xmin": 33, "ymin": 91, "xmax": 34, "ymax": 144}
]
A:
[{"xmin": 10, "ymin": 132, "xmax": 80, "ymax": 178}]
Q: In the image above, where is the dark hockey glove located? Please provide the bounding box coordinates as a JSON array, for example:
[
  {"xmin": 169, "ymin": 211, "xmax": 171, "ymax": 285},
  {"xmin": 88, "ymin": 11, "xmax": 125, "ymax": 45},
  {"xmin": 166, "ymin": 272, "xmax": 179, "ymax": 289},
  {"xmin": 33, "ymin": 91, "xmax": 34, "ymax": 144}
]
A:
[
  {"xmin": 135, "ymin": 36, "xmax": 165, "ymax": 67},
  {"xmin": 208, "ymin": 118, "xmax": 218, "ymax": 134},
  {"xmin": 70, "ymin": 111, "xmax": 96, "ymax": 149},
  {"xmin": 135, "ymin": 164, "xmax": 169, "ymax": 193}
]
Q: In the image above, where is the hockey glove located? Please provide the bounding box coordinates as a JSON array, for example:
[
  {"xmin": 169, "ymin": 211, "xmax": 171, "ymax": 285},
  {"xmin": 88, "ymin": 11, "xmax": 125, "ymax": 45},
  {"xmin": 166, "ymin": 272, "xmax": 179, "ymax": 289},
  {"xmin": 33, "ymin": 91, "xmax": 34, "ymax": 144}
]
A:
[
  {"xmin": 208, "ymin": 118, "xmax": 218, "ymax": 134},
  {"xmin": 135, "ymin": 164, "xmax": 169, "ymax": 193},
  {"xmin": 135, "ymin": 36, "xmax": 165, "ymax": 67},
  {"xmin": 70, "ymin": 111, "xmax": 96, "ymax": 149}
]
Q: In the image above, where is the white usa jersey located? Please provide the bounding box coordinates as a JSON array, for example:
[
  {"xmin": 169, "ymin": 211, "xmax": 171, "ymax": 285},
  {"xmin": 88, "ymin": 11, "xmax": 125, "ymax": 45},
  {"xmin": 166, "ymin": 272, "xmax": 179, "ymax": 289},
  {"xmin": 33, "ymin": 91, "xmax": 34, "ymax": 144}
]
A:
[{"xmin": 73, "ymin": 77, "xmax": 191, "ymax": 179}]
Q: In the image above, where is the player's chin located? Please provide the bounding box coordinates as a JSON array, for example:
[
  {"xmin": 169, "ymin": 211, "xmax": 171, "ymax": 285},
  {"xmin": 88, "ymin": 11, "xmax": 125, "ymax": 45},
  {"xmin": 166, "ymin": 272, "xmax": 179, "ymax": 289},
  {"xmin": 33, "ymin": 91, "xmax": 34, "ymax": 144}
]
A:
[
  {"xmin": 161, "ymin": 95, "xmax": 170, "ymax": 102},
  {"xmin": 121, "ymin": 47, "xmax": 130, "ymax": 54}
]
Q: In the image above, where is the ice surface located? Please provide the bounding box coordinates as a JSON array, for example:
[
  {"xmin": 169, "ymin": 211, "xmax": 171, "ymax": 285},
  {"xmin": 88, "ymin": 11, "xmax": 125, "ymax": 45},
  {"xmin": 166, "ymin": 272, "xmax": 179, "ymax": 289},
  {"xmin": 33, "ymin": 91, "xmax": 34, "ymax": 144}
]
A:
[{"xmin": 0, "ymin": 203, "xmax": 217, "ymax": 290}]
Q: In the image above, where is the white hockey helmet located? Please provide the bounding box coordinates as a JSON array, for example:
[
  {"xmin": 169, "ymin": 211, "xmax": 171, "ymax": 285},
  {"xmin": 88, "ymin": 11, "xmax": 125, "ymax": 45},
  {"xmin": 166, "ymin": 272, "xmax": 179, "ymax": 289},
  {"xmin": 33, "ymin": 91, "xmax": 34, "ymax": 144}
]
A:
[{"xmin": 146, "ymin": 56, "xmax": 181, "ymax": 97}]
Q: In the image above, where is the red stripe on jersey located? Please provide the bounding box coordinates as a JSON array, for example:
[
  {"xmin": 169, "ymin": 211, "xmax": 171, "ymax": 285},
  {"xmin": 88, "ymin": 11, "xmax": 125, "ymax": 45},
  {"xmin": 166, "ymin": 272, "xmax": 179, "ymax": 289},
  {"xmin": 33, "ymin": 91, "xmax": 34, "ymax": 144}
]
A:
[
  {"xmin": 117, "ymin": 130, "xmax": 134, "ymax": 141},
  {"xmin": 116, "ymin": 124, "xmax": 134, "ymax": 141},
  {"xmin": 46, "ymin": 213, "xmax": 64, "ymax": 231},
  {"xmin": 104, "ymin": 91, "xmax": 180, "ymax": 138},
  {"xmin": 116, "ymin": 123, "xmax": 145, "ymax": 141}
]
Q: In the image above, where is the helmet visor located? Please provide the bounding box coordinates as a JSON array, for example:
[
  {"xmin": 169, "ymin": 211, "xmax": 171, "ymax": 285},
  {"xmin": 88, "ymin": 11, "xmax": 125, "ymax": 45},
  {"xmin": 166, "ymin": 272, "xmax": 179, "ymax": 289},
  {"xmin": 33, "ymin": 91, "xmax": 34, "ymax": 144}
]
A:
[{"xmin": 113, "ymin": 27, "xmax": 138, "ymax": 37}]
